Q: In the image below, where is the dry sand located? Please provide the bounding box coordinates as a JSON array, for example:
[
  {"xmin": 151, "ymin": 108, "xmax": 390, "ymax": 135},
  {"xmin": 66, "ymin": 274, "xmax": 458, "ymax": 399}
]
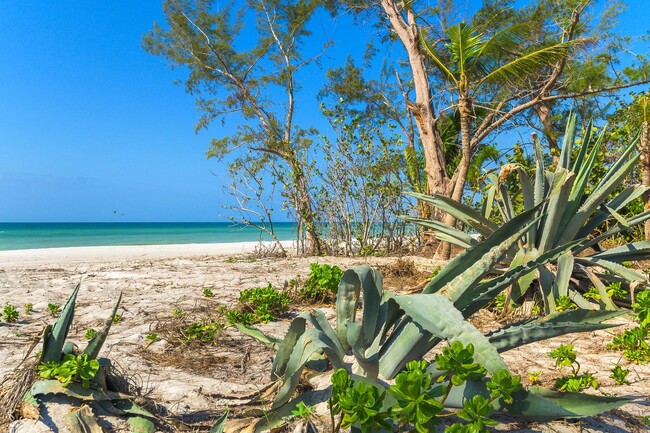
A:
[{"xmin": 0, "ymin": 243, "xmax": 648, "ymax": 432}]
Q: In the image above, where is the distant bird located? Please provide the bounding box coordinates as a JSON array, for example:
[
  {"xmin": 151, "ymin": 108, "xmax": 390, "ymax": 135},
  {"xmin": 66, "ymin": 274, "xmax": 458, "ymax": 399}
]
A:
[{"xmin": 113, "ymin": 210, "xmax": 117, "ymax": 214}]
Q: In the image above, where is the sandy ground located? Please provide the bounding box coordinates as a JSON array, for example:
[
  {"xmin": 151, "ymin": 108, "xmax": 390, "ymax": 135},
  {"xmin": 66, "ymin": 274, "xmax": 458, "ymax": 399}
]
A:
[{"xmin": 0, "ymin": 243, "xmax": 648, "ymax": 432}]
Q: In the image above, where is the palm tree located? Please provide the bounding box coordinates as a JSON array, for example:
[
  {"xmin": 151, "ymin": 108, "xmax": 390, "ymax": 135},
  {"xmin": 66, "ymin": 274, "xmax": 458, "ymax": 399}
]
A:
[{"xmin": 420, "ymin": 22, "xmax": 582, "ymax": 257}]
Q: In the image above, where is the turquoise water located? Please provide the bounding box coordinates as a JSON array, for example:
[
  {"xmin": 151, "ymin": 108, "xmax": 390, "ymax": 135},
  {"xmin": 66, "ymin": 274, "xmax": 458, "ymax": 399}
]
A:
[{"xmin": 0, "ymin": 223, "xmax": 296, "ymax": 251}]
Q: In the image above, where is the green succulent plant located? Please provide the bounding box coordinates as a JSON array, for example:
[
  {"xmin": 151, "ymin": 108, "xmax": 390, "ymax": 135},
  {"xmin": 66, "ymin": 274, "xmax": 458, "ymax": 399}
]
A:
[
  {"xmin": 236, "ymin": 262, "xmax": 630, "ymax": 431},
  {"xmin": 404, "ymin": 115, "xmax": 650, "ymax": 314},
  {"xmin": 26, "ymin": 285, "xmax": 157, "ymax": 432}
]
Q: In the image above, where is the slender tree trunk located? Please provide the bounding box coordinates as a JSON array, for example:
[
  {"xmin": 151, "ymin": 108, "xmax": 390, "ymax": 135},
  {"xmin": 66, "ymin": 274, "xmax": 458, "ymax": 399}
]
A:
[
  {"xmin": 378, "ymin": 0, "xmax": 448, "ymax": 199},
  {"xmin": 640, "ymin": 120, "xmax": 650, "ymax": 240},
  {"xmin": 435, "ymin": 97, "xmax": 472, "ymax": 259},
  {"xmin": 535, "ymin": 102, "xmax": 560, "ymax": 165},
  {"xmin": 291, "ymin": 161, "xmax": 323, "ymax": 255}
]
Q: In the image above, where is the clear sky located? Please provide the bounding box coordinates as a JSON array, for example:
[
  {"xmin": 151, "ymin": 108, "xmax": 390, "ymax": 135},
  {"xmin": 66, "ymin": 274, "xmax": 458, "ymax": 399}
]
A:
[{"xmin": 1, "ymin": 1, "xmax": 648, "ymax": 222}]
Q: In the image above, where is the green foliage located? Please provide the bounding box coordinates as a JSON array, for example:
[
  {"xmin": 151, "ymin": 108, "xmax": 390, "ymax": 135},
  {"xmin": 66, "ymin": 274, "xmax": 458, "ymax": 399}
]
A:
[
  {"xmin": 145, "ymin": 333, "xmax": 159, "ymax": 343},
  {"xmin": 237, "ymin": 284, "xmax": 290, "ymax": 324},
  {"xmin": 549, "ymin": 344, "xmax": 578, "ymax": 371},
  {"xmin": 632, "ymin": 290, "xmax": 650, "ymax": 327},
  {"xmin": 172, "ymin": 307, "xmax": 185, "ymax": 319},
  {"xmin": 610, "ymin": 365, "xmax": 630, "ymax": 385},
  {"xmin": 203, "ymin": 288, "xmax": 214, "ymax": 298},
  {"xmin": 606, "ymin": 282, "xmax": 627, "ymax": 299},
  {"xmin": 23, "ymin": 303, "xmax": 33, "ymax": 315},
  {"xmin": 290, "ymin": 402, "xmax": 314, "ymax": 421},
  {"xmin": 226, "ymin": 310, "xmax": 256, "ymax": 326},
  {"xmin": 555, "ymin": 296, "xmax": 578, "ymax": 312},
  {"xmin": 549, "ymin": 344, "xmax": 598, "ymax": 392},
  {"xmin": 436, "ymin": 342, "xmax": 487, "ymax": 386},
  {"xmin": 47, "ymin": 303, "xmax": 61, "ymax": 317},
  {"xmin": 528, "ymin": 371, "xmax": 541, "ymax": 384},
  {"xmin": 39, "ymin": 353, "xmax": 100, "ymax": 388},
  {"xmin": 3, "ymin": 304, "xmax": 19, "ymax": 323},
  {"xmin": 329, "ymin": 354, "xmax": 520, "ymax": 433},
  {"xmin": 182, "ymin": 319, "xmax": 224, "ymax": 344},
  {"xmin": 84, "ymin": 328, "xmax": 97, "ymax": 340},
  {"xmin": 300, "ymin": 263, "xmax": 344, "ymax": 302},
  {"xmin": 608, "ymin": 326, "xmax": 650, "ymax": 364},
  {"xmin": 406, "ymin": 117, "xmax": 650, "ymax": 315},
  {"xmin": 112, "ymin": 313, "xmax": 123, "ymax": 324}
]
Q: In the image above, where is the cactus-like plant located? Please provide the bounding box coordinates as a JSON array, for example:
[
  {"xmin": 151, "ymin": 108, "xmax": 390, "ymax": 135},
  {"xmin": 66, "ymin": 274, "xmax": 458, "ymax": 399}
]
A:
[
  {"xmin": 25, "ymin": 285, "xmax": 157, "ymax": 432},
  {"xmin": 238, "ymin": 264, "xmax": 630, "ymax": 431},
  {"xmin": 405, "ymin": 115, "xmax": 650, "ymax": 314}
]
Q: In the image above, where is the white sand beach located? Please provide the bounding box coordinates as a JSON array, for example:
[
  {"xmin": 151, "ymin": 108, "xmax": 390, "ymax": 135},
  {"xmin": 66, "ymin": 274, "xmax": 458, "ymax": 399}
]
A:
[{"xmin": 0, "ymin": 245, "xmax": 648, "ymax": 432}]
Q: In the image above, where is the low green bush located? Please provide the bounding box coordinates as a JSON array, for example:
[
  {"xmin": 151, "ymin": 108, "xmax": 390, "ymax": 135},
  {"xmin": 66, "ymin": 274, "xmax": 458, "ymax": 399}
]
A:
[{"xmin": 299, "ymin": 263, "xmax": 344, "ymax": 302}]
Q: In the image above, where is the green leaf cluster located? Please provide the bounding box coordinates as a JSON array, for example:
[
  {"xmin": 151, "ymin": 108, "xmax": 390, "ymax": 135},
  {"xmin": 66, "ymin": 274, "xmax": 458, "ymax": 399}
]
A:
[
  {"xmin": 300, "ymin": 263, "xmax": 344, "ymax": 302},
  {"xmin": 2, "ymin": 303, "xmax": 19, "ymax": 323},
  {"xmin": 39, "ymin": 353, "xmax": 99, "ymax": 388}
]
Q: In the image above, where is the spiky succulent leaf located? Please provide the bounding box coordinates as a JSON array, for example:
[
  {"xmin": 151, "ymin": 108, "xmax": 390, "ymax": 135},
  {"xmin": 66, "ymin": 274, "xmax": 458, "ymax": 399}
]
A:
[{"xmin": 42, "ymin": 284, "xmax": 80, "ymax": 363}]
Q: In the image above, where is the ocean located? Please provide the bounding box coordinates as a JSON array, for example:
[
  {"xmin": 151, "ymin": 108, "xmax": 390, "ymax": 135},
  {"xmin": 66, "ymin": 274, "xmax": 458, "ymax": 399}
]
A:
[{"xmin": 0, "ymin": 222, "xmax": 297, "ymax": 251}]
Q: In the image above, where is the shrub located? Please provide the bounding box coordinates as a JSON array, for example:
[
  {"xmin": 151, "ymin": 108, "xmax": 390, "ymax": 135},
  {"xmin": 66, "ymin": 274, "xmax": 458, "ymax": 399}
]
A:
[{"xmin": 299, "ymin": 263, "xmax": 344, "ymax": 302}]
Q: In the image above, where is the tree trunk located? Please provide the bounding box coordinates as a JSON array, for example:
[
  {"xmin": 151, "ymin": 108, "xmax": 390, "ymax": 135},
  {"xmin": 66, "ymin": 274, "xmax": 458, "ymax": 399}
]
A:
[
  {"xmin": 435, "ymin": 97, "xmax": 473, "ymax": 259},
  {"xmin": 640, "ymin": 121, "xmax": 650, "ymax": 240},
  {"xmin": 535, "ymin": 102, "xmax": 560, "ymax": 166},
  {"xmin": 291, "ymin": 161, "xmax": 323, "ymax": 255},
  {"xmin": 378, "ymin": 0, "xmax": 448, "ymax": 199}
]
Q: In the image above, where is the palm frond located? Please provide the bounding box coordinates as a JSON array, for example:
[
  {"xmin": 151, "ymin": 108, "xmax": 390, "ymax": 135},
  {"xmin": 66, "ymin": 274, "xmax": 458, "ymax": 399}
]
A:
[
  {"xmin": 478, "ymin": 39, "xmax": 584, "ymax": 88},
  {"xmin": 419, "ymin": 29, "xmax": 458, "ymax": 87},
  {"xmin": 446, "ymin": 22, "xmax": 484, "ymax": 79}
]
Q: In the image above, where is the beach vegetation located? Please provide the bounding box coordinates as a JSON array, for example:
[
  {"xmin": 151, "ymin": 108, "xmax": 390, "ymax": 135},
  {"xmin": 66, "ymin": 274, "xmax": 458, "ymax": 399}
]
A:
[
  {"xmin": 203, "ymin": 287, "xmax": 214, "ymax": 297},
  {"xmin": 299, "ymin": 262, "xmax": 344, "ymax": 302},
  {"xmin": 47, "ymin": 303, "xmax": 60, "ymax": 317},
  {"xmin": 2, "ymin": 304, "xmax": 19, "ymax": 323},
  {"xmin": 112, "ymin": 313, "xmax": 123, "ymax": 323},
  {"xmin": 610, "ymin": 364, "xmax": 630, "ymax": 385},
  {"xmin": 23, "ymin": 303, "xmax": 33, "ymax": 315},
  {"xmin": 237, "ymin": 260, "xmax": 629, "ymax": 430},
  {"xmin": 406, "ymin": 117, "xmax": 650, "ymax": 315},
  {"xmin": 143, "ymin": 0, "xmax": 331, "ymax": 255},
  {"xmin": 549, "ymin": 344, "xmax": 599, "ymax": 392},
  {"xmin": 15, "ymin": 285, "xmax": 158, "ymax": 430},
  {"xmin": 83, "ymin": 328, "xmax": 98, "ymax": 340},
  {"xmin": 235, "ymin": 284, "xmax": 291, "ymax": 324},
  {"xmin": 182, "ymin": 319, "xmax": 224, "ymax": 344},
  {"xmin": 608, "ymin": 290, "xmax": 650, "ymax": 364}
]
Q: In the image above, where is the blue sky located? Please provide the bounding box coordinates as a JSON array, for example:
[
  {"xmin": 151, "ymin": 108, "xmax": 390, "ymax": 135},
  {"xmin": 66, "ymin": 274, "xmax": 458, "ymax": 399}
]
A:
[{"xmin": 0, "ymin": 2, "xmax": 648, "ymax": 222}]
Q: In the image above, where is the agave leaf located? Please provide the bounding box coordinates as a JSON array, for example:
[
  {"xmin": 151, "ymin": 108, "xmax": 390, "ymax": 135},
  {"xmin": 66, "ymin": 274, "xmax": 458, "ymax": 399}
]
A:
[
  {"xmin": 347, "ymin": 322, "xmax": 379, "ymax": 379},
  {"xmin": 532, "ymin": 133, "xmax": 546, "ymax": 209},
  {"xmin": 406, "ymin": 192, "xmax": 498, "ymax": 236},
  {"xmin": 336, "ymin": 266, "xmax": 383, "ymax": 350},
  {"xmin": 589, "ymin": 241, "xmax": 650, "ymax": 262},
  {"xmin": 303, "ymin": 309, "xmax": 346, "ymax": 357},
  {"xmin": 482, "ymin": 182, "xmax": 497, "ymax": 219},
  {"xmin": 499, "ymin": 182, "xmax": 515, "ymax": 221},
  {"xmin": 236, "ymin": 323, "xmax": 282, "ymax": 350},
  {"xmin": 401, "ymin": 216, "xmax": 477, "ymax": 248},
  {"xmin": 537, "ymin": 168, "xmax": 575, "ymax": 253},
  {"xmin": 424, "ymin": 203, "xmax": 543, "ymax": 296},
  {"xmin": 460, "ymin": 241, "xmax": 582, "ymax": 317},
  {"xmin": 552, "ymin": 252, "xmax": 574, "ymax": 299},
  {"xmin": 128, "ymin": 417, "xmax": 156, "ymax": 433},
  {"xmin": 509, "ymin": 248, "xmax": 538, "ymax": 303},
  {"xmin": 579, "ymin": 208, "xmax": 650, "ymax": 252},
  {"xmin": 272, "ymin": 328, "xmax": 344, "ymax": 409},
  {"xmin": 84, "ymin": 292, "xmax": 122, "ymax": 360},
  {"xmin": 557, "ymin": 125, "xmax": 603, "ymax": 234},
  {"xmin": 578, "ymin": 266, "xmax": 616, "ymax": 310},
  {"xmin": 209, "ymin": 409, "xmax": 228, "ymax": 433},
  {"xmin": 394, "ymin": 294, "xmax": 508, "ymax": 373},
  {"xmin": 577, "ymin": 186, "xmax": 648, "ymax": 239},
  {"xmin": 568, "ymin": 288, "xmax": 596, "ymax": 310},
  {"xmin": 111, "ymin": 399, "xmax": 156, "ymax": 418},
  {"xmin": 42, "ymin": 283, "xmax": 80, "ymax": 363},
  {"xmin": 486, "ymin": 310, "xmax": 623, "ymax": 352},
  {"xmin": 560, "ymin": 151, "xmax": 639, "ymax": 245},
  {"xmin": 443, "ymin": 379, "xmax": 630, "ymax": 421},
  {"xmin": 31, "ymin": 380, "xmax": 132, "ymax": 401},
  {"xmin": 538, "ymin": 264, "xmax": 557, "ymax": 314},
  {"xmin": 271, "ymin": 317, "xmax": 306, "ymax": 380},
  {"xmin": 65, "ymin": 405, "xmax": 104, "ymax": 433},
  {"xmin": 557, "ymin": 113, "xmax": 577, "ymax": 170},
  {"xmin": 575, "ymin": 256, "xmax": 648, "ymax": 283},
  {"xmin": 570, "ymin": 118, "xmax": 593, "ymax": 173}
]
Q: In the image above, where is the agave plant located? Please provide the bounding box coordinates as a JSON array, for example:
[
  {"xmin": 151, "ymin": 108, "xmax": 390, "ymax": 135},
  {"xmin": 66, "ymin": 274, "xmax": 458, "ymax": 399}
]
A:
[
  {"xmin": 22, "ymin": 285, "xmax": 157, "ymax": 433},
  {"xmin": 237, "ymin": 230, "xmax": 629, "ymax": 431},
  {"xmin": 405, "ymin": 115, "xmax": 650, "ymax": 315}
]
